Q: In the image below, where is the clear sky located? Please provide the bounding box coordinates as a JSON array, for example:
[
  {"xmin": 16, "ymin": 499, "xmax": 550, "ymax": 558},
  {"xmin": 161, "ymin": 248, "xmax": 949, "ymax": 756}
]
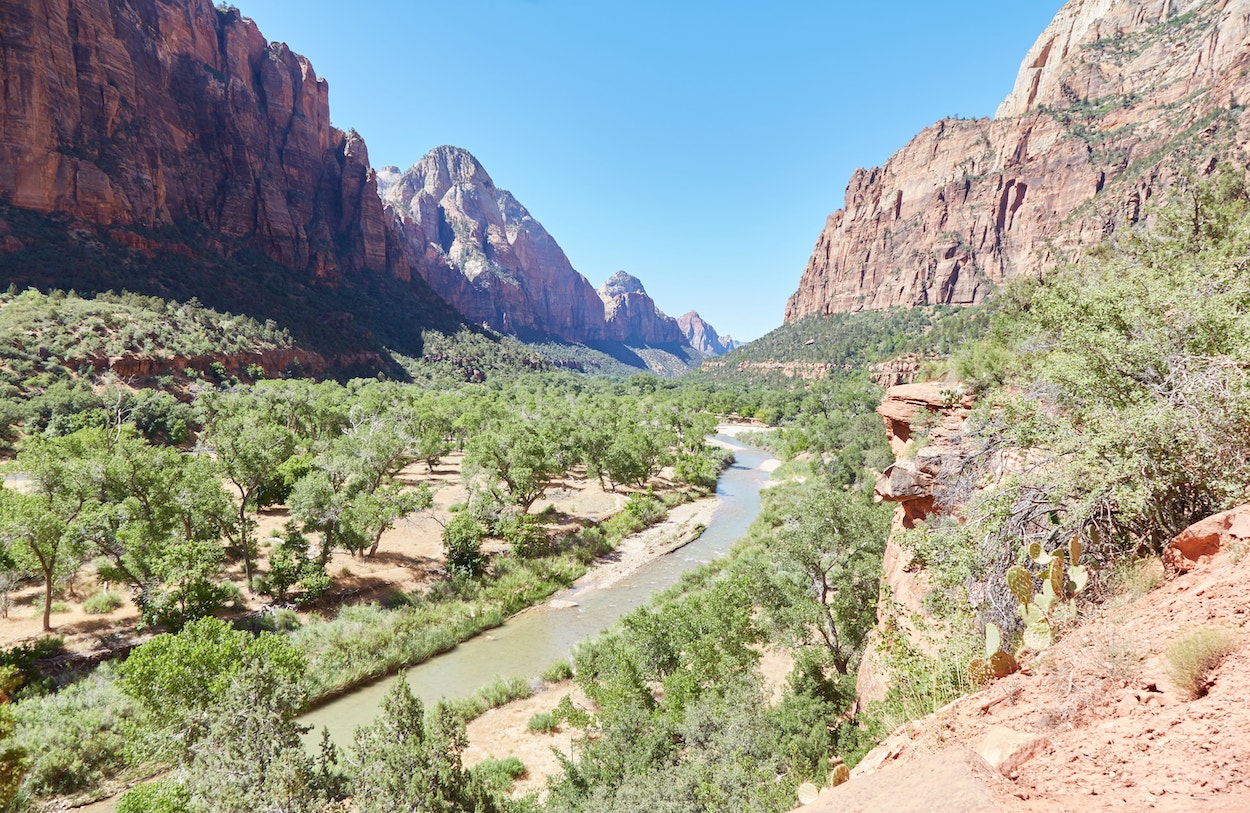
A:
[{"xmin": 240, "ymin": 1, "xmax": 1066, "ymax": 342}]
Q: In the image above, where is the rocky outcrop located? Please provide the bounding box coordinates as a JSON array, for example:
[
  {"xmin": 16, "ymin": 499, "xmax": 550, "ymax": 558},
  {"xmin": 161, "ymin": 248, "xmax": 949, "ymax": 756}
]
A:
[
  {"xmin": 868, "ymin": 354, "xmax": 934, "ymax": 388},
  {"xmin": 786, "ymin": 0, "xmax": 1250, "ymax": 321},
  {"xmin": 676, "ymin": 310, "xmax": 739, "ymax": 355},
  {"xmin": 1163, "ymin": 503, "xmax": 1250, "ymax": 573},
  {"xmin": 856, "ymin": 383, "xmax": 976, "ymax": 705},
  {"xmin": 598, "ymin": 271, "xmax": 686, "ymax": 344},
  {"xmin": 381, "ymin": 147, "xmax": 611, "ymax": 342},
  {"xmin": 0, "ymin": 0, "xmax": 404, "ymax": 284}
]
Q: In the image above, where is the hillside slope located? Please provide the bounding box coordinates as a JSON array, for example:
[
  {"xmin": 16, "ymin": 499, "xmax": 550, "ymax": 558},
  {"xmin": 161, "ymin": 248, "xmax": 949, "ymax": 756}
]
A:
[{"xmin": 801, "ymin": 538, "xmax": 1250, "ymax": 812}]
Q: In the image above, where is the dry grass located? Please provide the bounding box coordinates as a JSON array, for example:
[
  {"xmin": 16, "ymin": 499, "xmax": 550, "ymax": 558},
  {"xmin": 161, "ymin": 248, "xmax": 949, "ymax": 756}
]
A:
[{"xmin": 1165, "ymin": 626, "xmax": 1240, "ymax": 699}]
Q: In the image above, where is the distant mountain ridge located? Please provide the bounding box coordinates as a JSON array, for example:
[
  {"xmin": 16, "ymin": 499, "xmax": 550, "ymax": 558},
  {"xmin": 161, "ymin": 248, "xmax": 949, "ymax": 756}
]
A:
[
  {"xmin": 786, "ymin": 0, "xmax": 1250, "ymax": 321},
  {"xmin": 379, "ymin": 147, "xmax": 697, "ymax": 348},
  {"xmin": 677, "ymin": 311, "xmax": 740, "ymax": 356}
]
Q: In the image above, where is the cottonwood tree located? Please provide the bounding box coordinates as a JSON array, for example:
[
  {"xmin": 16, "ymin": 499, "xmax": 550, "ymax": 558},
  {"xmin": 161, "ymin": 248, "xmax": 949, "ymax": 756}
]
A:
[
  {"xmin": 0, "ymin": 429, "xmax": 106, "ymax": 630},
  {"xmin": 759, "ymin": 484, "xmax": 890, "ymax": 675}
]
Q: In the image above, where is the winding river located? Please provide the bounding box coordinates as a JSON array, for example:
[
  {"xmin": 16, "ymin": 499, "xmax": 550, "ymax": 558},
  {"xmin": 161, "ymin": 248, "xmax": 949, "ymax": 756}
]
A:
[{"xmin": 299, "ymin": 436, "xmax": 773, "ymax": 746}]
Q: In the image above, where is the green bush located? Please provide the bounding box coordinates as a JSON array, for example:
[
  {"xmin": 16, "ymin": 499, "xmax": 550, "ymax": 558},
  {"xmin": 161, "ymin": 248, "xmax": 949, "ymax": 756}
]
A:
[
  {"xmin": 526, "ymin": 711, "xmax": 558, "ymax": 734},
  {"xmin": 83, "ymin": 592, "xmax": 124, "ymax": 615},
  {"xmin": 469, "ymin": 756, "xmax": 527, "ymax": 796},
  {"xmin": 116, "ymin": 779, "xmax": 192, "ymax": 813},
  {"xmin": 443, "ymin": 513, "xmax": 487, "ymax": 579},
  {"xmin": 540, "ymin": 659, "xmax": 574, "ymax": 683}
]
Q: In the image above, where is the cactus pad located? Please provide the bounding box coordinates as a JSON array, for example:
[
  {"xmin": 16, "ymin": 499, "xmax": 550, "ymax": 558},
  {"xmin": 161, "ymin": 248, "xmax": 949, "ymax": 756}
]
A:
[
  {"xmin": 1007, "ymin": 565, "xmax": 1033, "ymax": 606},
  {"xmin": 985, "ymin": 622, "xmax": 1002, "ymax": 657},
  {"xmin": 990, "ymin": 650, "xmax": 1018, "ymax": 678},
  {"xmin": 1068, "ymin": 534, "xmax": 1083, "ymax": 563},
  {"xmin": 1049, "ymin": 553, "xmax": 1065, "ymax": 597},
  {"xmin": 1068, "ymin": 564, "xmax": 1089, "ymax": 594},
  {"xmin": 831, "ymin": 764, "xmax": 851, "ymax": 787},
  {"xmin": 968, "ymin": 658, "xmax": 994, "ymax": 685}
]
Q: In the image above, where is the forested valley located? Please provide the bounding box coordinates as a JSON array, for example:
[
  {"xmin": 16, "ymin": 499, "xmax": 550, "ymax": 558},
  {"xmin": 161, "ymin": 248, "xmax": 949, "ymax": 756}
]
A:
[{"xmin": 2, "ymin": 175, "xmax": 1250, "ymax": 812}]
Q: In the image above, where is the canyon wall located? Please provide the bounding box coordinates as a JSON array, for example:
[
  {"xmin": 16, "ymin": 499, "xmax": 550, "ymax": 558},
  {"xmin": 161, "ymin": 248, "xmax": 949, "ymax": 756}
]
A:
[
  {"xmin": 786, "ymin": 0, "xmax": 1250, "ymax": 320},
  {"xmin": 0, "ymin": 0, "xmax": 405, "ymax": 284}
]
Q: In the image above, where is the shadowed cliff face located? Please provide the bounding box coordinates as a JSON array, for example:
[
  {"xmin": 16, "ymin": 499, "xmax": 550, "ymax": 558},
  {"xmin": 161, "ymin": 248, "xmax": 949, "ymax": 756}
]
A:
[
  {"xmin": 786, "ymin": 0, "xmax": 1250, "ymax": 321},
  {"xmin": 0, "ymin": 0, "xmax": 402, "ymax": 283}
]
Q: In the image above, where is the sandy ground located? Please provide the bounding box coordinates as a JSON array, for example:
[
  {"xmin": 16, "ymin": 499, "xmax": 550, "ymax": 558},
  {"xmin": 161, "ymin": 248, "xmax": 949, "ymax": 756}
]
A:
[
  {"xmin": 462, "ymin": 680, "xmax": 593, "ymax": 798},
  {"xmin": 0, "ymin": 449, "xmax": 694, "ymax": 652}
]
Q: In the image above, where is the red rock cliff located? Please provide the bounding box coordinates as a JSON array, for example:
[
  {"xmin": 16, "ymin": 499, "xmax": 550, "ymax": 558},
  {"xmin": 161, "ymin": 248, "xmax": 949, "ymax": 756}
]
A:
[
  {"xmin": 0, "ymin": 0, "xmax": 402, "ymax": 283},
  {"xmin": 786, "ymin": 0, "xmax": 1250, "ymax": 321}
]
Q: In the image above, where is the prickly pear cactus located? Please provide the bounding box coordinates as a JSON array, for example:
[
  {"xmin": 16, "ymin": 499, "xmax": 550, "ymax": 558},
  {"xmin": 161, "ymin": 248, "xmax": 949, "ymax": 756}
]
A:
[
  {"xmin": 968, "ymin": 658, "xmax": 994, "ymax": 685},
  {"xmin": 989, "ymin": 650, "xmax": 1018, "ymax": 678},
  {"xmin": 985, "ymin": 622, "xmax": 1002, "ymax": 657},
  {"xmin": 1007, "ymin": 565, "xmax": 1033, "ymax": 607},
  {"xmin": 831, "ymin": 763, "xmax": 851, "ymax": 787}
]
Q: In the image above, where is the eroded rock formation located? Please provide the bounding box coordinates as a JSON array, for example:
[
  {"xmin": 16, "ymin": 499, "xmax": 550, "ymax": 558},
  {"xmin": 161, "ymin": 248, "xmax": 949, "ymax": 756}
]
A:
[
  {"xmin": 597, "ymin": 271, "xmax": 685, "ymax": 344},
  {"xmin": 786, "ymin": 0, "xmax": 1250, "ymax": 321},
  {"xmin": 676, "ymin": 310, "xmax": 739, "ymax": 356},
  {"xmin": 382, "ymin": 148, "xmax": 695, "ymax": 346}
]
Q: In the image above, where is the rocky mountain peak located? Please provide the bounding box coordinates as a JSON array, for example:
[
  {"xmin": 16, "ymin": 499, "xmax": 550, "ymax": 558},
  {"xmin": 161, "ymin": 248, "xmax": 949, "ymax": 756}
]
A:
[
  {"xmin": 599, "ymin": 271, "xmax": 648, "ymax": 298},
  {"xmin": 676, "ymin": 311, "xmax": 738, "ymax": 356}
]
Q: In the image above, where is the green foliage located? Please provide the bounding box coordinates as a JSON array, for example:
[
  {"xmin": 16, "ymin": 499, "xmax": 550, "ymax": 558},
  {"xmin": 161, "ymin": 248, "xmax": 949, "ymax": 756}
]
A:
[
  {"xmin": 470, "ymin": 756, "xmax": 527, "ymax": 797},
  {"xmin": 444, "ymin": 513, "xmax": 488, "ymax": 579},
  {"xmin": 10, "ymin": 666, "xmax": 134, "ymax": 799},
  {"xmin": 526, "ymin": 711, "xmax": 559, "ymax": 733},
  {"xmin": 754, "ymin": 483, "xmax": 891, "ymax": 674},
  {"xmin": 83, "ymin": 591, "xmax": 124, "ymax": 614},
  {"xmin": 116, "ymin": 779, "xmax": 194, "ymax": 813},
  {"xmin": 541, "ymin": 659, "xmax": 574, "ymax": 683},
  {"xmin": 910, "ymin": 170, "xmax": 1250, "ymax": 646},
  {"xmin": 118, "ymin": 617, "xmax": 305, "ymax": 763},
  {"xmin": 346, "ymin": 677, "xmax": 499, "ymax": 813}
]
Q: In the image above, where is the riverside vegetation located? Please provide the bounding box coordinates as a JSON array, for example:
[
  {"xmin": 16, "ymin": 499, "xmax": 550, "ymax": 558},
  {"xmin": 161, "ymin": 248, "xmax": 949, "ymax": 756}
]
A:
[
  {"xmin": 0, "ymin": 268, "xmax": 970, "ymax": 811},
  {"xmin": 3, "ymin": 176, "xmax": 1244, "ymax": 811}
]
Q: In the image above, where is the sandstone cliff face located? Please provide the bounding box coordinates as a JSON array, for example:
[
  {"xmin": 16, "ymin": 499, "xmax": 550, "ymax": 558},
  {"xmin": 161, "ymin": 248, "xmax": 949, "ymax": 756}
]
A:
[
  {"xmin": 0, "ymin": 0, "xmax": 403, "ymax": 283},
  {"xmin": 597, "ymin": 271, "xmax": 686, "ymax": 344},
  {"xmin": 676, "ymin": 310, "xmax": 739, "ymax": 355},
  {"xmin": 786, "ymin": 0, "xmax": 1250, "ymax": 321},
  {"xmin": 381, "ymin": 147, "xmax": 611, "ymax": 342}
]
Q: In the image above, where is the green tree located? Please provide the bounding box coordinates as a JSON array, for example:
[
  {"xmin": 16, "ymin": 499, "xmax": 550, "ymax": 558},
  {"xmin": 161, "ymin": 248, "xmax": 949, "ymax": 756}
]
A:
[
  {"xmin": 118, "ymin": 617, "xmax": 305, "ymax": 763},
  {"xmin": 760, "ymin": 485, "xmax": 889, "ymax": 675},
  {"xmin": 202, "ymin": 412, "xmax": 295, "ymax": 591},
  {"xmin": 0, "ymin": 429, "xmax": 106, "ymax": 630},
  {"xmin": 347, "ymin": 677, "xmax": 498, "ymax": 813}
]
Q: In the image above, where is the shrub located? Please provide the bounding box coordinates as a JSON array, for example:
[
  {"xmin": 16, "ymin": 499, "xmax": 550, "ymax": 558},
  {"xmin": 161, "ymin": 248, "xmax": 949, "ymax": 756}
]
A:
[
  {"xmin": 116, "ymin": 779, "xmax": 191, "ymax": 813},
  {"xmin": 443, "ymin": 513, "xmax": 487, "ymax": 579},
  {"xmin": 470, "ymin": 756, "xmax": 526, "ymax": 796},
  {"xmin": 83, "ymin": 592, "xmax": 124, "ymax": 615},
  {"xmin": 540, "ymin": 659, "xmax": 573, "ymax": 683},
  {"xmin": 1165, "ymin": 627, "xmax": 1240, "ymax": 699},
  {"xmin": 526, "ymin": 711, "xmax": 558, "ymax": 734}
]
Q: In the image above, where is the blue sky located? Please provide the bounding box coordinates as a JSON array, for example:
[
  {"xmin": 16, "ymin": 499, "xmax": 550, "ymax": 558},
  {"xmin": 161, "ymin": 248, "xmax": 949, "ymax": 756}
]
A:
[{"xmin": 242, "ymin": 1, "xmax": 1066, "ymax": 341}]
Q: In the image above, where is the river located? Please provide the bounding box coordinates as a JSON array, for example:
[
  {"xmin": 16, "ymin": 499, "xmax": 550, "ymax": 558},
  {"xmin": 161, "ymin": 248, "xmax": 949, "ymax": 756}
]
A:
[{"xmin": 299, "ymin": 435, "xmax": 773, "ymax": 746}]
